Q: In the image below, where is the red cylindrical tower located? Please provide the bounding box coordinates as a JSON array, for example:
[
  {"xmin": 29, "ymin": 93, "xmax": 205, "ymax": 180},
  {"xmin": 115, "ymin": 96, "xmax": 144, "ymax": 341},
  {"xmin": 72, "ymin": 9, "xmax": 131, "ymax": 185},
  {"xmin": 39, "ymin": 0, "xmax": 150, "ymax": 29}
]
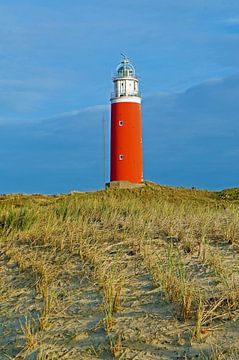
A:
[{"xmin": 110, "ymin": 55, "xmax": 143, "ymax": 183}]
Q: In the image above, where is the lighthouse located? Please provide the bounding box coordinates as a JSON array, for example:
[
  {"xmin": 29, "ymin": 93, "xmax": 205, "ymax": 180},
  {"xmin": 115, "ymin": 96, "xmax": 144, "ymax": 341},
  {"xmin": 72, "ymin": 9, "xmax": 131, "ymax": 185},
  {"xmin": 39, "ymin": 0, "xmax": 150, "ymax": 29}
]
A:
[{"xmin": 110, "ymin": 55, "xmax": 143, "ymax": 186}]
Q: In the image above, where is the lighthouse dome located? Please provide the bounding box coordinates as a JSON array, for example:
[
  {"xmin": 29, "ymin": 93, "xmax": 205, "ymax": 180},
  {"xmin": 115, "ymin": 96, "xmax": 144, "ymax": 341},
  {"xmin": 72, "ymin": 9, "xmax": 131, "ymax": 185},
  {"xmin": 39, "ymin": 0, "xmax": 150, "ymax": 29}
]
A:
[{"xmin": 116, "ymin": 56, "xmax": 135, "ymax": 78}]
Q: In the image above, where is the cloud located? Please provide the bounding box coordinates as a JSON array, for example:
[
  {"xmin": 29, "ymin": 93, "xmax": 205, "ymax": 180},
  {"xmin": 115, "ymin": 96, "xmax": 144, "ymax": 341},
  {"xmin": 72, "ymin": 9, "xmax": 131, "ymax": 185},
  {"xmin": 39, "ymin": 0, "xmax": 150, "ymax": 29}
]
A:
[
  {"xmin": 54, "ymin": 105, "xmax": 109, "ymax": 119},
  {"xmin": 1, "ymin": 0, "xmax": 239, "ymax": 121},
  {"xmin": 0, "ymin": 73, "xmax": 239, "ymax": 193},
  {"xmin": 0, "ymin": 75, "xmax": 68, "ymax": 121},
  {"xmin": 220, "ymin": 17, "xmax": 239, "ymax": 25}
]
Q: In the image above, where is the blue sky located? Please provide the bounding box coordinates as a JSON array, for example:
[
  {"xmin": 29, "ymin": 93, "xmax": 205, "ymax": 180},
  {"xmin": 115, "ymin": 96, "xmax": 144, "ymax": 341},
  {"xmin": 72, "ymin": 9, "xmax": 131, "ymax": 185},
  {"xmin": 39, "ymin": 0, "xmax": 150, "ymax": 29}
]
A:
[{"xmin": 0, "ymin": 1, "xmax": 239, "ymax": 193}]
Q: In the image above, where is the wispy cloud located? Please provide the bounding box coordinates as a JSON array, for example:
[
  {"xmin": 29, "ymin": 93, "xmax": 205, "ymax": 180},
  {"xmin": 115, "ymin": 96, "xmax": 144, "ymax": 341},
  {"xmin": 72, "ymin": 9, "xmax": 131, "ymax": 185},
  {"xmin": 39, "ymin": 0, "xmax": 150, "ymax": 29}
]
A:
[
  {"xmin": 220, "ymin": 17, "xmax": 239, "ymax": 25},
  {"xmin": 0, "ymin": 73, "xmax": 239, "ymax": 193},
  {"xmin": 0, "ymin": 1, "xmax": 239, "ymax": 125},
  {"xmin": 55, "ymin": 105, "xmax": 109, "ymax": 118}
]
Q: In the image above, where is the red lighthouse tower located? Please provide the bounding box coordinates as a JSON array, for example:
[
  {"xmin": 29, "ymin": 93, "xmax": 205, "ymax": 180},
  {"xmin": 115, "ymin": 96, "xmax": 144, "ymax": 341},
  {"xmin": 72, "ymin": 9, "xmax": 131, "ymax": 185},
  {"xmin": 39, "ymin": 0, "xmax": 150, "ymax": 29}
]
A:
[{"xmin": 110, "ymin": 55, "xmax": 143, "ymax": 184}]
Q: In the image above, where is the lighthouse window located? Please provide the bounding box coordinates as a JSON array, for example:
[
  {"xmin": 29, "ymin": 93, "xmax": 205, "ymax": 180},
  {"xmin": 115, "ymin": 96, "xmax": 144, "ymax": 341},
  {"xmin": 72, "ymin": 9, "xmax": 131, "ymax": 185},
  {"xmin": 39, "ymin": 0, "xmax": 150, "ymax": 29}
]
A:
[
  {"xmin": 119, "ymin": 154, "xmax": 124, "ymax": 160},
  {"xmin": 119, "ymin": 120, "xmax": 124, "ymax": 126}
]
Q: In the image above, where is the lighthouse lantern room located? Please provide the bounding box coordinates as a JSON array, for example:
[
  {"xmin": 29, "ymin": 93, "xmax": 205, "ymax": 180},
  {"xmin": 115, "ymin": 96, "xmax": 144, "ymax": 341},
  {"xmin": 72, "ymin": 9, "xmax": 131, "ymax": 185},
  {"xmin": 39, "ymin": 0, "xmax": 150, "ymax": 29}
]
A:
[{"xmin": 110, "ymin": 55, "xmax": 143, "ymax": 184}]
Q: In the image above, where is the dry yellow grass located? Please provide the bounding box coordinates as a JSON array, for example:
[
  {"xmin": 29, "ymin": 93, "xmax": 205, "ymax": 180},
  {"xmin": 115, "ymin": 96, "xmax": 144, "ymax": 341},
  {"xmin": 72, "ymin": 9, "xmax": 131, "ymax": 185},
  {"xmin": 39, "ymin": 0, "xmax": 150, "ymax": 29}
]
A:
[{"xmin": 0, "ymin": 183, "xmax": 239, "ymax": 359}]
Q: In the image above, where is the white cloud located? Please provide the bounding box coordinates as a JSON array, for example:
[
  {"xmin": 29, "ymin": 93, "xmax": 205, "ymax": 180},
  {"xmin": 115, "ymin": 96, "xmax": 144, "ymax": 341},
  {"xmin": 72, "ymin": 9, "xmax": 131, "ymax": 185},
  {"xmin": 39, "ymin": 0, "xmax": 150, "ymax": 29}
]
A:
[
  {"xmin": 1, "ymin": 72, "xmax": 239, "ymax": 192},
  {"xmin": 221, "ymin": 17, "xmax": 239, "ymax": 25},
  {"xmin": 46, "ymin": 105, "xmax": 109, "ymax": 120}
]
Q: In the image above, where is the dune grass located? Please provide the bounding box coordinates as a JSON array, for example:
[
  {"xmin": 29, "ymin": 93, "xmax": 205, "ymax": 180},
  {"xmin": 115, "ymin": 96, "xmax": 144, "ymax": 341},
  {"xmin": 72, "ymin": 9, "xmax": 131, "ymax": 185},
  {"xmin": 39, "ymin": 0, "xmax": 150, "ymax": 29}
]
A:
[{"xmin": 0, "ymin": 183, "xmax": 239, "ymax": 359}]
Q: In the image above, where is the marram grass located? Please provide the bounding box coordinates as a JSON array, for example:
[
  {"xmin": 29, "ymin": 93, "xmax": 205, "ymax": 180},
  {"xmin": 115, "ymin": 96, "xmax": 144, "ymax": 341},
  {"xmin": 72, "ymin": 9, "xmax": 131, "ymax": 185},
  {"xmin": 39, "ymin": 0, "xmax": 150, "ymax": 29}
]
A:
[{"xmin": 0, "ymin": 183, "xmax": 239, "ymax": 359}]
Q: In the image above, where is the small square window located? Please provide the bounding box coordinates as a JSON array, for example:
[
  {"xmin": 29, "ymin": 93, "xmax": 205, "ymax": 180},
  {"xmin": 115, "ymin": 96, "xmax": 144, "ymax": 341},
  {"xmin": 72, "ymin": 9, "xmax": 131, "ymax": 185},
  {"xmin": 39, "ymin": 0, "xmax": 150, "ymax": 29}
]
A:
[
  {"xmin": 119, "ymin": 154, "xmax": 124, "ymax": 160},
  {"xmin": 119, "ymin": 120, "xmax": 124, "ymax": 126}
]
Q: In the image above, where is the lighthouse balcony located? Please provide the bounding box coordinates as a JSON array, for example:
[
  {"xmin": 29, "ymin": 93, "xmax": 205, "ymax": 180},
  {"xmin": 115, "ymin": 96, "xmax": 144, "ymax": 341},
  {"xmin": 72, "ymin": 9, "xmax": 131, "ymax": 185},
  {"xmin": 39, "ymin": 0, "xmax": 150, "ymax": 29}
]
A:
[
  {"xmin": 112, "ymin": 75, "xmax": 138, "ymax": 81},
  {"xmin": 111, "ymin": 91, "xmax": 141, "ymax": 99}
]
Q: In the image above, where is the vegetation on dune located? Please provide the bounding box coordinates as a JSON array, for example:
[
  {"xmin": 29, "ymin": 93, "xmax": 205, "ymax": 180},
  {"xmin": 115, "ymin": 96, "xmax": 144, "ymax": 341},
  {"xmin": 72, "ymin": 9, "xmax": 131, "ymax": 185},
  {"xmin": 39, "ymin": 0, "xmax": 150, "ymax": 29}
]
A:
[
  {"xmin": 214, "ymin": 188, "xmax": 239, "ymax": 201},
  {"xmin": 0, "ymin": 183, "xmax": 239, "ymax": 359}
]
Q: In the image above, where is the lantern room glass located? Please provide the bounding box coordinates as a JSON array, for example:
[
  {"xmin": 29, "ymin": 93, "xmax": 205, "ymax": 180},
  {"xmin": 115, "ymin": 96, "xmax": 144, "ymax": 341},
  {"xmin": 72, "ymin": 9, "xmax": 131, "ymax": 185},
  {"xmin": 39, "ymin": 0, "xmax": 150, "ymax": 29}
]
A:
[{"xmin": 116, "ymin": 57, "xmax": 135, "ymax": 78}]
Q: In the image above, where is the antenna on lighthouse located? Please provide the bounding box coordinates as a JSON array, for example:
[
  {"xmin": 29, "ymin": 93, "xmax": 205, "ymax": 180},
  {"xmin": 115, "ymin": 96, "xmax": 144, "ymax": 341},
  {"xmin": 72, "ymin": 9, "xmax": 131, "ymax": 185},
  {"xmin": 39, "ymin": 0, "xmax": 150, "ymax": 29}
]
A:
[
  {"xmin": 121, "ymin": 53, "xmax": 129, "ymax": 62},
  {"xmin": 102, "ymin": 114, "xmax": 106, "ymax": 188}
]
